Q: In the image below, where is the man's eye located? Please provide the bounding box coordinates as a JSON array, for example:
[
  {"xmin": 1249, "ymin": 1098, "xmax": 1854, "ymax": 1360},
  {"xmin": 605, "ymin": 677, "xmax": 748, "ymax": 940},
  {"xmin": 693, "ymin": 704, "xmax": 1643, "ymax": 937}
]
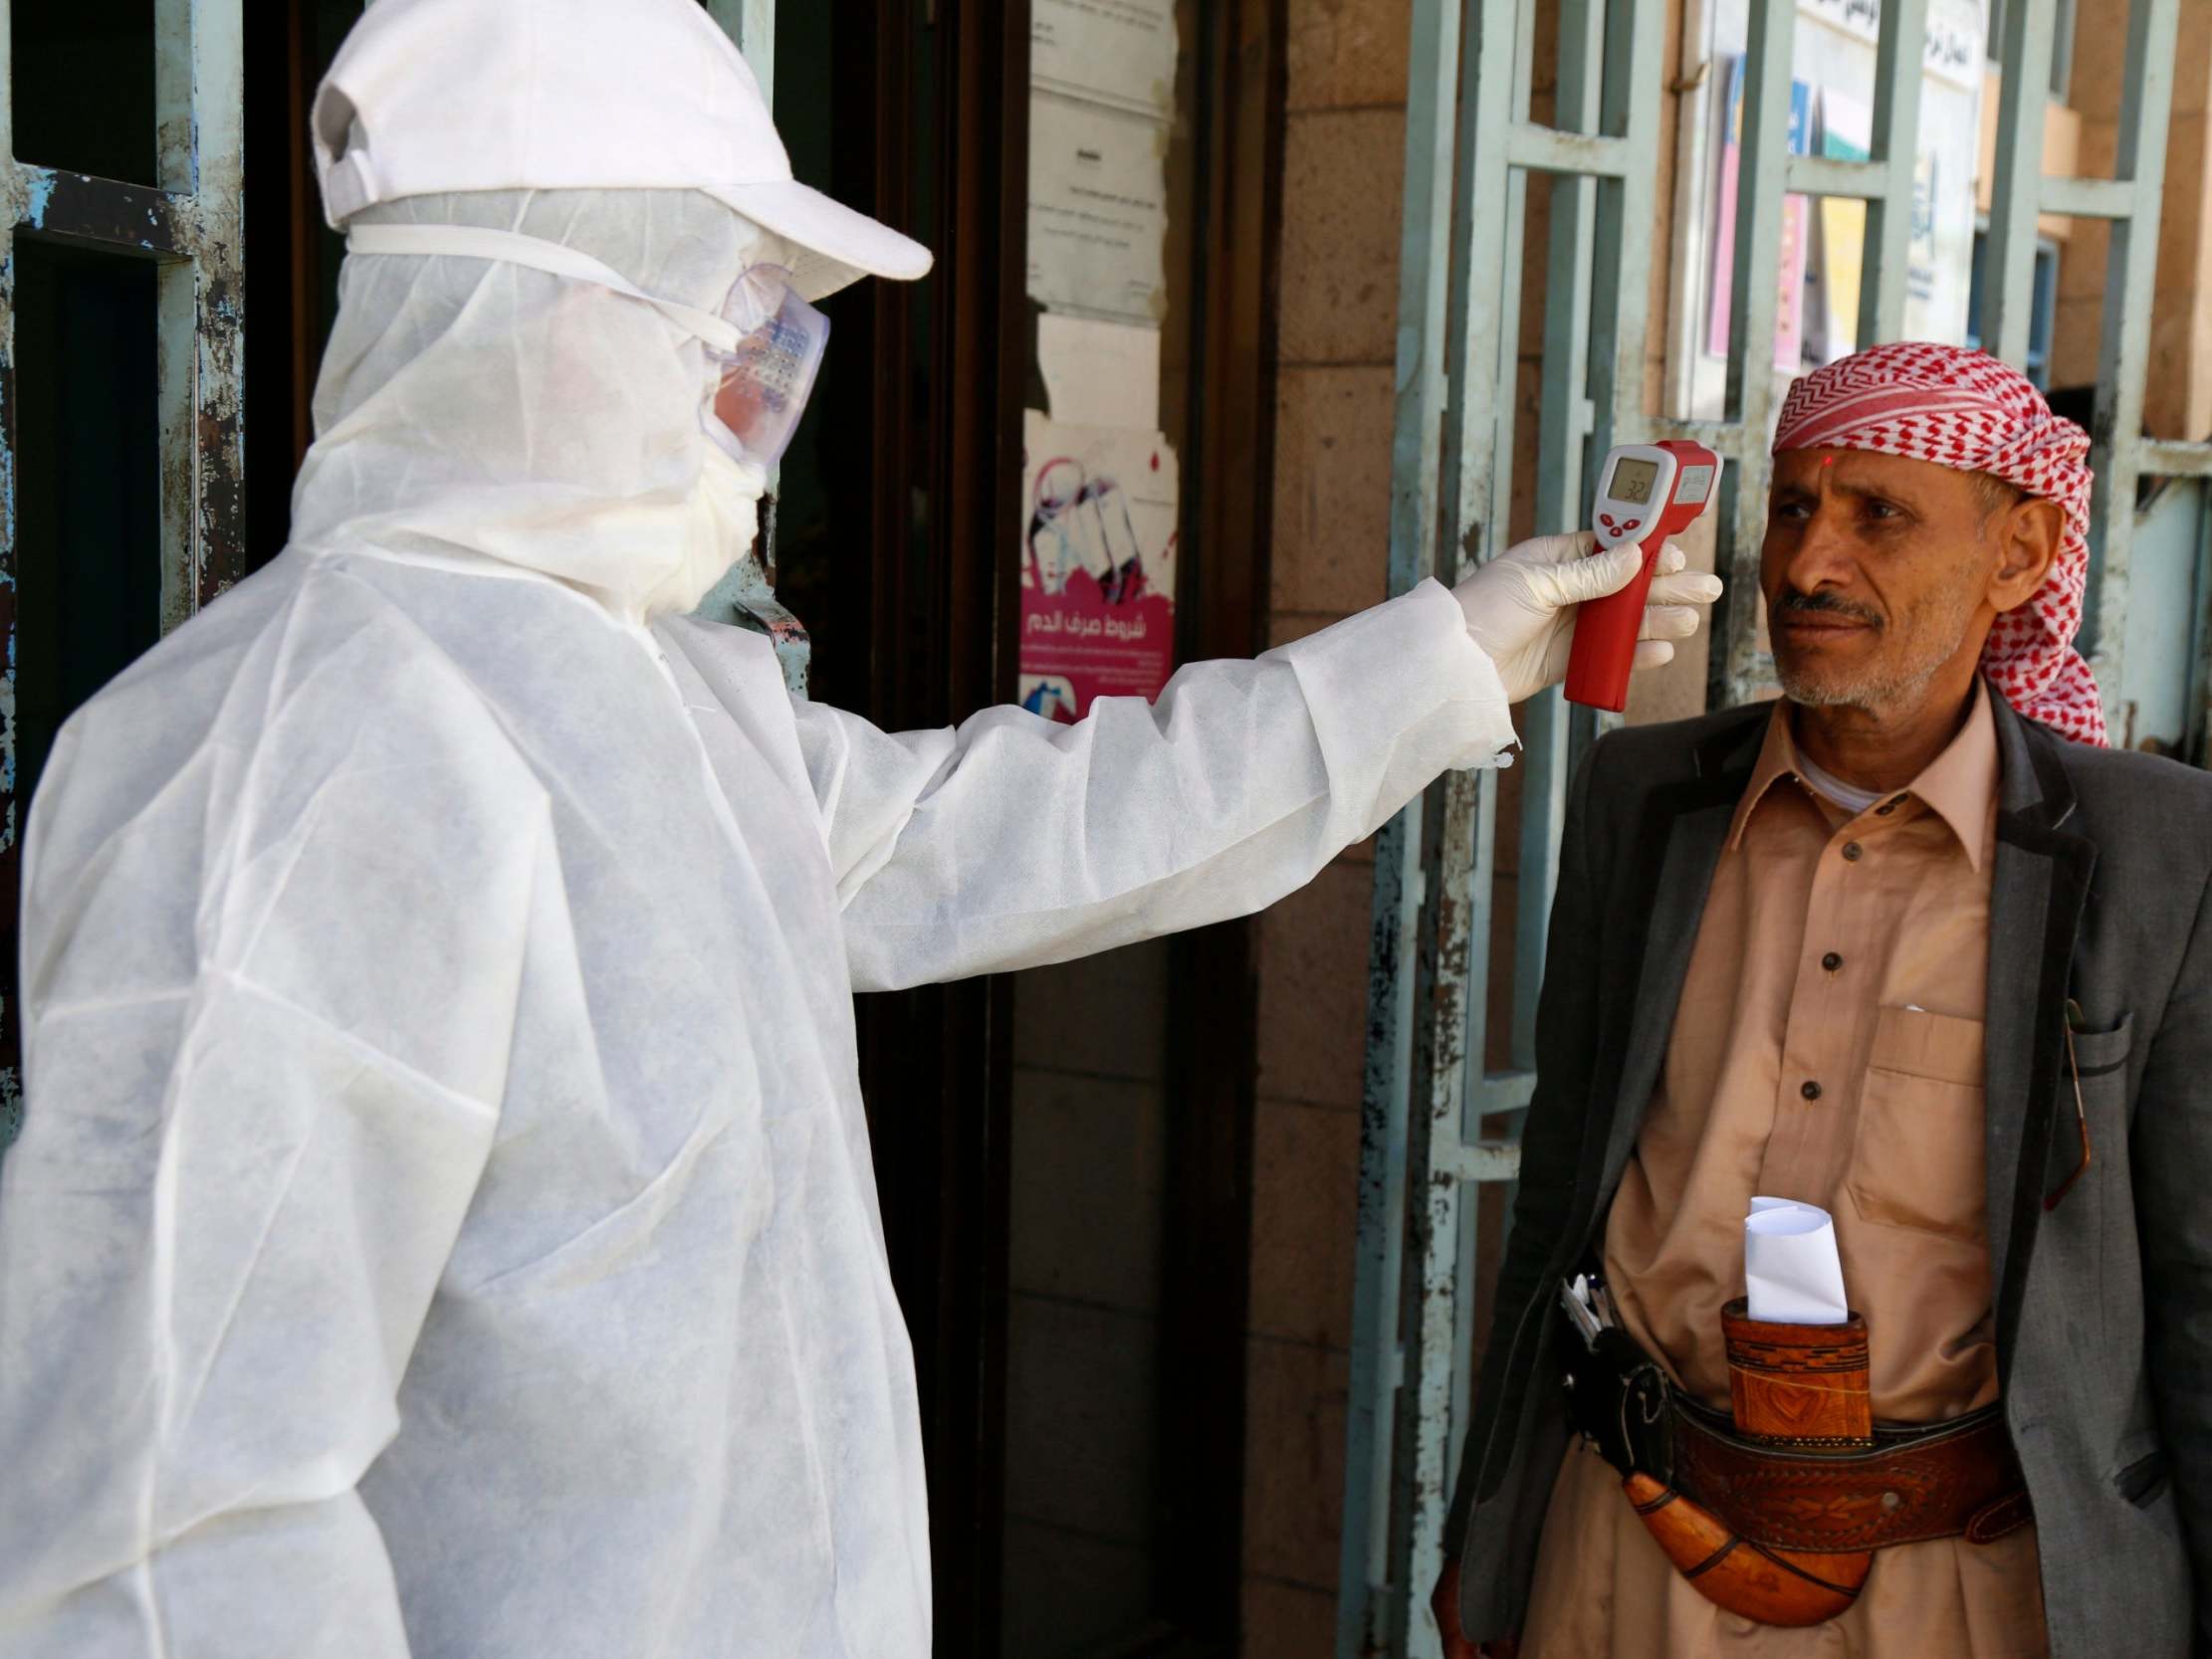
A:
[
  {"xmin": 1866, "ymin": 501, "xmax": 1900, "ymax": 520},
  {"xmin": 1776, "ymin": 501, "xmax": 1811, "ymax": 520}
]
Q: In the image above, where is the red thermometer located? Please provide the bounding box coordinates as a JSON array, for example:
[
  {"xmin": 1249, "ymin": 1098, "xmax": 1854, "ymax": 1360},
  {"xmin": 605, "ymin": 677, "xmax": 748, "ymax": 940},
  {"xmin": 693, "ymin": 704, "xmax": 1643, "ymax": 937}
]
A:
[{"xmin": 1565, "ymin": 440, "xmax": 1720, "ymax": 713}]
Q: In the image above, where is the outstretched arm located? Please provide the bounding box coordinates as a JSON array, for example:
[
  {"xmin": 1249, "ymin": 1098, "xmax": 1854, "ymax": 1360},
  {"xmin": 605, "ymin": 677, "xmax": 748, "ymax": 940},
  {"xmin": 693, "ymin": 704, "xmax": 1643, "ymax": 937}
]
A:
[
  {"xmin": 794, "ymin": 537, "xmax": 1710, "ymax": 992},
  {"xmin": 798, "ymin": 579, "xmax": 1507, "ymax": 990}
]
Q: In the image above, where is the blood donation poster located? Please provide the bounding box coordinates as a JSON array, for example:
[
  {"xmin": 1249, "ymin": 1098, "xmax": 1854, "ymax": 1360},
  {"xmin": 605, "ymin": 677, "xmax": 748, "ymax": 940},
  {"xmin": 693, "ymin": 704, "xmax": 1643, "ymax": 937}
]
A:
[
  {"xmin": 1017, "ymin": 410, "xmax": 1180, "ymax": 724},
  {"xmin": 1020, "ymin": 0, "xmax": 1179, "ymax": 723}
]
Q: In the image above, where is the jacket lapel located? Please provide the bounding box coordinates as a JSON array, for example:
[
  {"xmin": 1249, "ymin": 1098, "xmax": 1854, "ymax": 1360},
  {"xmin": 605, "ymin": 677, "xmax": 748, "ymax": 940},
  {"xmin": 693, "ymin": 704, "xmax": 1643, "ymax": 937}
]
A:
[
  {"xmin": 1596, "ymin": 716, "xmax": 1764, "ymax": 1195},
  {"xmin": 1984, "ymin": 696, "xmax": 2098, "ymax": 1372}
]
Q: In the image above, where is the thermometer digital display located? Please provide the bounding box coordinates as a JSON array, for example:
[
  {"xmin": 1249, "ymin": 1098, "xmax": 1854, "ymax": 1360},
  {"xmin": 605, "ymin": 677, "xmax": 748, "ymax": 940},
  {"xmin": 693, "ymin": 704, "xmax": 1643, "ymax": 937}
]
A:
[
  {"xmin": 1565, "ymin": 439, "xmax": 1721, "ymax": 713},
  {"xmin": 1609, "ymin": 458, "xmax": 1659, "ymax": 506}
]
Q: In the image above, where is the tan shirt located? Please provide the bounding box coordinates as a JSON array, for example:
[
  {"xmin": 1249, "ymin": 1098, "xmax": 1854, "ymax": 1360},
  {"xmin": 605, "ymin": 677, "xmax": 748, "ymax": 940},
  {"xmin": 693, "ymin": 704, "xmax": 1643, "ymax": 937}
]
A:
[{"xmin": 1521, "ymin": 685, "xmax": 2050, "ymax": 1659}]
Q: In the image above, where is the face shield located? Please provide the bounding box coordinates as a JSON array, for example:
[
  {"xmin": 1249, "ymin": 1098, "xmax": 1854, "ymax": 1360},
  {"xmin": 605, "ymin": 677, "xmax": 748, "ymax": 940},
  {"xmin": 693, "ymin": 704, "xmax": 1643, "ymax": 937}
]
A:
[
  {"xmin": 344, "ymin": 222, "xmax": 829, "ymax": 470},
  {"xmin": 704, "ymin": 264, "xmax": 829, "ymax": 469}
]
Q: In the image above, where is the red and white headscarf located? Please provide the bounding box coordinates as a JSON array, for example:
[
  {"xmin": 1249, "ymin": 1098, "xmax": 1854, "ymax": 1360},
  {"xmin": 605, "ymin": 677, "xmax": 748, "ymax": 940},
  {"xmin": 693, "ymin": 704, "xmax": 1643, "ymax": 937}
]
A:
[{"xmin": 1772, "ymin": 341, "xmax": 2106, "ymax": 745}]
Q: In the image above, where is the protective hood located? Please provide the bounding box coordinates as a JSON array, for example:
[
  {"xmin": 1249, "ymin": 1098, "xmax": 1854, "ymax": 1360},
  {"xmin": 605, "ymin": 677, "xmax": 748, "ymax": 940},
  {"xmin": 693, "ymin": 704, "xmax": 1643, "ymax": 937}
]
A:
[{"xmin": 291, "ymin": 188, "xmax": 787, "ymax": 624}]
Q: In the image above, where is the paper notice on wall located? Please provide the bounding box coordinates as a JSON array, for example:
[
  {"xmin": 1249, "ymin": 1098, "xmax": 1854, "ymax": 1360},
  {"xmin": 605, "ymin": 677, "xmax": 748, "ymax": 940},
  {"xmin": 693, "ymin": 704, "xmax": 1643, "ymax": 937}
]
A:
[
  {"xmin": 1028, "ymin": 90, "xmax": 1170, "ymax": 325},
  {"xmin": 1037, "ymin": 313, "xmax": 1162, "ymax": 429},
  {"xmin": 1019, "ymin": 409, "xmax": 1180, "ymax": 721},
  {"xmin": 1033, "ymin": 0, "xmax": 1178, "ymax": 119}
]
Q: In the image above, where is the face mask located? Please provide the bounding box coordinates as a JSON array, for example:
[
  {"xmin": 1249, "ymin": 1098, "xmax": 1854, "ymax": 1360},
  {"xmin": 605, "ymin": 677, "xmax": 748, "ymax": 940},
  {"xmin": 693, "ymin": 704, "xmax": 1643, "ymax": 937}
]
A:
[
  {"xmin": 632, "ymin": 441, "xmax": 770, "ymax": 622},
  {"xmin": 343, "ymin": 223, "xmax": 830, "ymax": 470}
]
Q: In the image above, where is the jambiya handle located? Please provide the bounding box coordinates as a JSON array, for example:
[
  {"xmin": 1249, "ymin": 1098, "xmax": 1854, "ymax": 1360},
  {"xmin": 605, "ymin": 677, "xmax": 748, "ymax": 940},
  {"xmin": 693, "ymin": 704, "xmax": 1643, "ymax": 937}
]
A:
[
  {"xmin": 1621, "ymin": 1470, "xmax": 1872, "ymax": 1626},
  {"xmin": 1622, "ymin": 1301, "xmax": 1877, "ymax": 1627}
]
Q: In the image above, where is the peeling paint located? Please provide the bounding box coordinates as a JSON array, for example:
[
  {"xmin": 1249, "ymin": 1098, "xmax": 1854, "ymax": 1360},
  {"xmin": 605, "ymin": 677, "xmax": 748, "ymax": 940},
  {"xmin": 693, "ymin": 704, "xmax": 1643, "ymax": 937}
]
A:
[{"xmin": 19, "ymin": 169, "xmax": 187, "ymax": 259}]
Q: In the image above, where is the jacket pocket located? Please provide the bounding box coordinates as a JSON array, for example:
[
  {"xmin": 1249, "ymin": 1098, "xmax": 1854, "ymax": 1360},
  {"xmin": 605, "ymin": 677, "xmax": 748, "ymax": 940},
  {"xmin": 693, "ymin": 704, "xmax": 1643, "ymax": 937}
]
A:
[
  {"xmin": 2048, "ymin": 1009, "xmax": 2131, "ymax": 1205},
  {"xmin": 2117, "ymin": 1448, "xmax": 2170, "ymax": 1508},
  {"xmin": 1845, "ymin": 1006, "xmax": 1988, "ymax": 1240},
  {"xmin": 2067, "ymin": 1010, "xmax": 2134, "ymax": 1081}
]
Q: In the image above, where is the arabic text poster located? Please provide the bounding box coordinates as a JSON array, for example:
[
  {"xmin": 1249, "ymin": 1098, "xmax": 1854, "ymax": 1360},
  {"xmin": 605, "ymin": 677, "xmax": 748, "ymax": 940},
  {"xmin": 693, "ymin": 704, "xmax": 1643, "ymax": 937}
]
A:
[
  {"xmin": 1019, "ymin": 409, "xmax": 1180, "ymax": 722},
  {"xmin": 1026, "ymin": 91, "xmax": 1171, "ymax": 325}
]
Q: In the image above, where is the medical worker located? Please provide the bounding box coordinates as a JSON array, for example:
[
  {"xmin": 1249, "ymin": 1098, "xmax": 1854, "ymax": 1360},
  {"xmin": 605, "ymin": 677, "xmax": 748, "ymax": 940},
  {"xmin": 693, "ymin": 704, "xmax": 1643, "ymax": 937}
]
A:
[{"xmin": 0, "ymin": 2, "xmax": 1718, "ymax": 1655}]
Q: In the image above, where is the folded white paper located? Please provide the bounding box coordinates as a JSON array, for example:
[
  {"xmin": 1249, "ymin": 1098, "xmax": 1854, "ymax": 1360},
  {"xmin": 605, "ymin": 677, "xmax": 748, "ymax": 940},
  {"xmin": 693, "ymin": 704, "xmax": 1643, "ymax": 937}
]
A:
[{"xmin": 1744, "ymin": 1196, "xmax": 1850, "ymax": 1325}]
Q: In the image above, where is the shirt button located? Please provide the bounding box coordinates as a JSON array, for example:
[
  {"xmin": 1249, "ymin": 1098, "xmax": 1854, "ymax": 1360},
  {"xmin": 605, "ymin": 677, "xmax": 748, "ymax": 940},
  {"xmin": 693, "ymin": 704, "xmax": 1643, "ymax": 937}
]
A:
[
  {"xmin": 1842, "ymin": 841, "xmax": 1865, "ymax": 862},
  {"xmin": 1801, "ymin": 1080, "xmax": 1824, "ymax": 1101},
  {"xmin": 1822, "ymin": 951, "xmax": 1844, "ymax": 972}
]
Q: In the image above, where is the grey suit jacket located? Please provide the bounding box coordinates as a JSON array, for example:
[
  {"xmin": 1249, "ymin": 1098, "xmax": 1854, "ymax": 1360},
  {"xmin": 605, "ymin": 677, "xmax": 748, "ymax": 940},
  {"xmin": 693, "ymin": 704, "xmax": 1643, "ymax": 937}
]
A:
[{"xmin": 1443, "ymin": 691, "xmax": 2212, "ymax": 1658}]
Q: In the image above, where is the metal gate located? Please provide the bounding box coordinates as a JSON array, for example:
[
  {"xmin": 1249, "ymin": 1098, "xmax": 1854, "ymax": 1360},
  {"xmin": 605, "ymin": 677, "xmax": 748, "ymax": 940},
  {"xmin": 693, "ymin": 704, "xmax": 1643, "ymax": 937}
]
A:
[{"xmin": 1340, "ymin": 1, "xmax": 2212, "ymax": 1655}]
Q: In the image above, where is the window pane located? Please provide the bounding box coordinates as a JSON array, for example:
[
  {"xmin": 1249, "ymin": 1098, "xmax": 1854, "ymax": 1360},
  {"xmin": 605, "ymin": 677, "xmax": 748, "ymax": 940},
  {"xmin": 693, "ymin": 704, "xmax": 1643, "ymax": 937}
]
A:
[
  {"xmin": 13, "ymin": 240, "xmax": 162, "ymax": 804},
  {"xmin": 11, "ymin": 0, "xmax": 158, "ymax": 186}
]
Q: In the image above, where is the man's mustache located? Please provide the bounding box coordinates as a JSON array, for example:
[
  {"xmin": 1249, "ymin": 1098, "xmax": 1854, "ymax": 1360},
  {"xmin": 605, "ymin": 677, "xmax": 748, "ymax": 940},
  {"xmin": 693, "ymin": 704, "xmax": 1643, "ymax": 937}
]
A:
[{"xmin": 1773, "ymin": 589, "xmax": 1882, "ymax": 629}]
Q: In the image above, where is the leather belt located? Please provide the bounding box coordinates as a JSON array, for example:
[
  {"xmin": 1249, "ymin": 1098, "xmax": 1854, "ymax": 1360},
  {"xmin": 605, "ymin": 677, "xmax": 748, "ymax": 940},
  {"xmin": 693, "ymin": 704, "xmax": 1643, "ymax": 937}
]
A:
[{"xmin": 1668, "ymin": 1395, "xmax": 2033, "ymax": 1554}]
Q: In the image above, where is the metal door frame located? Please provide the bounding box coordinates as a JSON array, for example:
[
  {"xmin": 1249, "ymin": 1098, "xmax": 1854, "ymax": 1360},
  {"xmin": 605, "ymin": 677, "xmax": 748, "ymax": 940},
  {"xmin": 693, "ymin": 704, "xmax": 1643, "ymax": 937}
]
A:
[{"xmin": 0, "ymin": 0, "xmax": 247, "ymax": 1153}]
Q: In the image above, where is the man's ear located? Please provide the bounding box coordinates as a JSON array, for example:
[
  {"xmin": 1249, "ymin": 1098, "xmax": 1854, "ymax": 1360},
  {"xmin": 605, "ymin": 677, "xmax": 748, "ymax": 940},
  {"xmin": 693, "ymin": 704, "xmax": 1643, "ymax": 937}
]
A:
[{"xmin": 1988, "ymin": 496, "xmax": 2063, "ymax": 614}]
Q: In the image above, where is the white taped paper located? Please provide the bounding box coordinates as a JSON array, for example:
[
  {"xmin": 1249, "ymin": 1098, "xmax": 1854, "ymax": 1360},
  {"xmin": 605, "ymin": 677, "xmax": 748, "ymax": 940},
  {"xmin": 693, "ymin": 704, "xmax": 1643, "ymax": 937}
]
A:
[
  {"xmin": 1744, "ymin": 1196, "xmax": 1850, "ymax": 1325},
  {"xmin": 1038, "ymin": 313, "xmax": 1161, "ymax": 429},
  {"xmin": 1032, "ymin": 0, "xmax": 1177, "ymax": 118},
  {"xmin": 1027, "ymin": 90, "xmax": 1169, "ymax": 324}
]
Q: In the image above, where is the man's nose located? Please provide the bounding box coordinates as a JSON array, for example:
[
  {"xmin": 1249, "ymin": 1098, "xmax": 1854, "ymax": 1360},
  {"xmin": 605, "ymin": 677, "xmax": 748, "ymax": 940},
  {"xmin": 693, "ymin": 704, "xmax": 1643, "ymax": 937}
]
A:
[{"xmin": 1780, "ymin": 507, "xmax": 1859, "ymax": 596}]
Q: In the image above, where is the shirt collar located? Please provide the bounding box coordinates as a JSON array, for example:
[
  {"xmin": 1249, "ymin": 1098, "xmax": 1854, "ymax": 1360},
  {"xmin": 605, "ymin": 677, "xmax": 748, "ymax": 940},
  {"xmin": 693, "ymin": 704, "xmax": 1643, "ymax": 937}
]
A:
[{"xmin": 1725, "ymin": 679, "xmax": 2001, "ymax": 870}]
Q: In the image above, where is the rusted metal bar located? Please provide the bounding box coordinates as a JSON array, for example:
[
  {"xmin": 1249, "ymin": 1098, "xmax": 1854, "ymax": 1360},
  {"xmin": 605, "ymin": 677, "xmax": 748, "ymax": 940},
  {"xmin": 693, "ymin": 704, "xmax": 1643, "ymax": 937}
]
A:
[
  {"xmin": 2039, "ymin": 175, "xmax": 2134, "ymax": 221},
  {"xmin": 1858, "ymin": 0, "xmax": 1927, "ymax": 343},
  {"xmin": 1984, "ymin": 0, "xmax": 2058, "ymax": 368},
  {"xmin": 1716, "ymin": 0, "xmax": 1796, "ymax": 708},
  {"xmin": 1520, "ymin": 0, "xmax": 1605, "ymax": 1079},
  {"xmin": 1783, "ymin": 153, "xmax": 1886, "ymax": 201},
  {"xmin": 13, "ymin": 169, "xmax": 189, "ymax": 258},
  {"xmin": 2139, "ymin": 440, "xmax": 2212, "ymax": 479},
  {"xmin": 1505, "ymin": 121, "xmax": 1633, "ymax": 179},
  {"xmin": 153, "ymin": 0, "xmax": 249, "ymax": 622},
  {"xmin": 2081, "ymin": 0, "xmax": 2180, "ymax": 697},
  {"xmin": 1342, "ymin": 0, "xmax": 1491, "ymax": 1635},
  {"xmin": 0, "ymin": 4, "xmax": 19, "ymax": 1155}
]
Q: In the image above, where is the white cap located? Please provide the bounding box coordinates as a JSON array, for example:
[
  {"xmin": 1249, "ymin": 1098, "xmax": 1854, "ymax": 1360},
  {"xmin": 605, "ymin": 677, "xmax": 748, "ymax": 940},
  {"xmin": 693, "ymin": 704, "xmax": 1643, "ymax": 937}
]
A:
[{"xmin": 311, "ymin": 0, "xmax": 933, "ymax": 301}]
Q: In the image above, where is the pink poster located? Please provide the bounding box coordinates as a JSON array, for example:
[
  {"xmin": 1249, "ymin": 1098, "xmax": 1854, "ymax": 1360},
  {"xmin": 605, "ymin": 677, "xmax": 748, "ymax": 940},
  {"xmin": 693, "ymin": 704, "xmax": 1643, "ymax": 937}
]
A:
[{"xmin": 1018, "ymin": 410, "xmax": 1180, "ymax": 724}]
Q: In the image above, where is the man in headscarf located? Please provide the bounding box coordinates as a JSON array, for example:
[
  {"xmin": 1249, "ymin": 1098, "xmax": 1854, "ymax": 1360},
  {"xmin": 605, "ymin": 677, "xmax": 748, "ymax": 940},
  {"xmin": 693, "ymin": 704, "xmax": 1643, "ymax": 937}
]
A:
[
  {"xmin": 0, "ymin": 1, "xmax": 1720, "ymax": 1655},
  {"xmin": 1436, "ymin": 343, "xmax": 2212, "ymax": 1658}
]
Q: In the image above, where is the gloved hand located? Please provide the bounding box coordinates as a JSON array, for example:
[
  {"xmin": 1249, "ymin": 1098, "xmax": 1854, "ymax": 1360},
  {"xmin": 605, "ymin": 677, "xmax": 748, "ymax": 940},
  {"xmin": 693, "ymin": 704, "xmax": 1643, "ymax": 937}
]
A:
[{"xmin": 1453, "ymin": 530, "xmax": 1723, "ymax": 705}]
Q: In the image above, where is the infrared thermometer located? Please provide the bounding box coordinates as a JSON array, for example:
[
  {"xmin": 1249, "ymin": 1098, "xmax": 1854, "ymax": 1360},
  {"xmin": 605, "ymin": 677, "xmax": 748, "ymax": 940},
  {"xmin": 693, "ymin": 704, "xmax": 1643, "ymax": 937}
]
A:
[{"xmin": 1564, "ymin": 440, "xmax": 1720, "ymax": 713}]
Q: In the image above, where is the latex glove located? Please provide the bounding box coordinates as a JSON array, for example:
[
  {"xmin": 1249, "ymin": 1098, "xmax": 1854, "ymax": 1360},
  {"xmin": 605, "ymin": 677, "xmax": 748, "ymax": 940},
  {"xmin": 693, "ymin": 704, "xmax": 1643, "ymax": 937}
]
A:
[{"xmin": 1453, "ymin": 530, "xmax": 1723, "ymax": 705}]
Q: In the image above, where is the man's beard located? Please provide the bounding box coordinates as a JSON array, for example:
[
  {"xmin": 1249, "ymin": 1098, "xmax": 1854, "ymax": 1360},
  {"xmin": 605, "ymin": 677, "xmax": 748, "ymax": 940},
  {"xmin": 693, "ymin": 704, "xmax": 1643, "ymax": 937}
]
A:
[{"xmin": 1772, "ymin": 584, "xmax": 1977, "ymax": 715}]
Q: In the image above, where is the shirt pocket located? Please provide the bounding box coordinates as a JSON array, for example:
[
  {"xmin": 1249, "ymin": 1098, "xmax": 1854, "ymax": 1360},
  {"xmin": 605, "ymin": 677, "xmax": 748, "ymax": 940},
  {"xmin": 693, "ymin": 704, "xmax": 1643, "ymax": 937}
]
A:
[{"xmin": 1845, "ymin": 1005, "xmax": 1988, "ymax": 1240}]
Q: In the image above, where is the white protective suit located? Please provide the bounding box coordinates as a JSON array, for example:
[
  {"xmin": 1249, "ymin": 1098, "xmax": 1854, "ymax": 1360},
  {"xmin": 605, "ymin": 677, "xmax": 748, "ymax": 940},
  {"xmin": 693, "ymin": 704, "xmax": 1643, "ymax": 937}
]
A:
[{"xmin": 0, "ymin": 188, "xmax": 1522, "ymax": 1657}]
